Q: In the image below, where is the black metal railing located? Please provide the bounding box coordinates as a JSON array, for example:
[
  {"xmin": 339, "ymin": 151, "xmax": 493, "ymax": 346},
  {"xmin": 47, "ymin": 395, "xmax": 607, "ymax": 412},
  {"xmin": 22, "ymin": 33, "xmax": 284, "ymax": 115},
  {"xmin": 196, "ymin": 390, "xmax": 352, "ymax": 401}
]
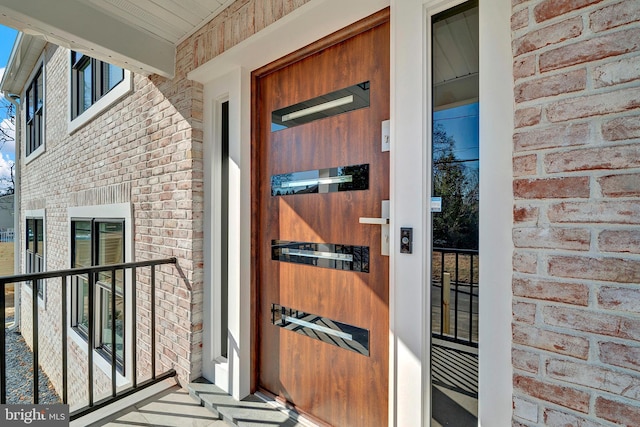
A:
[
  {"xmin": 0, "ymin": 258, "xmax": 178, "ymax": 420},
  {"xmin": 431, "ymin": 247, "xmax": 479, "ymax": 347}
]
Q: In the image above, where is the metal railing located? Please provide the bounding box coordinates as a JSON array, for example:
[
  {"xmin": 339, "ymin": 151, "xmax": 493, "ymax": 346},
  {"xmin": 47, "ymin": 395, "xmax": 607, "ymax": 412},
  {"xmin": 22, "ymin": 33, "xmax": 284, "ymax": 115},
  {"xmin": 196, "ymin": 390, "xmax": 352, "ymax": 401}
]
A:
[
  {"xmin": 431, "ymin": 247, "xmax": 479, "ymax": 347},
  {"xmin": 0, "ymin": 257, "xmax": 178, "ymax": 420},
  {"xmin": 0, "ymin": 230, "xmax": 14, "ymax": 242}
]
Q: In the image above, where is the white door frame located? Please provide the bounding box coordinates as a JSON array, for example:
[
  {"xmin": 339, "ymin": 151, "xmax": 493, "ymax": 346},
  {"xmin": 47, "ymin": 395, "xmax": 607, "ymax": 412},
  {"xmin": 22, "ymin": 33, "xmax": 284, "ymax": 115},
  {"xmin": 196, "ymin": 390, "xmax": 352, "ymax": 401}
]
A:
[{"xmin": 191, "ymin": 0, "xmax": 513, "ymax": 424}]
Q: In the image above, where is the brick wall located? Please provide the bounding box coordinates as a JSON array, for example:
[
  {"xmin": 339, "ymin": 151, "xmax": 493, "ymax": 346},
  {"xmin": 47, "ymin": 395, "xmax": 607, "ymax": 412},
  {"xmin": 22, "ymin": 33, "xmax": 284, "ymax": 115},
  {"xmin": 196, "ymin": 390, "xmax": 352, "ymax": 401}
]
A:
[
  {"xmin": 17, "ymin": 0, "xmax": 311, "ymax": 408},
  {"xmin": 511, "ymin": 0, "xmax": 640, "ymax": 425}
]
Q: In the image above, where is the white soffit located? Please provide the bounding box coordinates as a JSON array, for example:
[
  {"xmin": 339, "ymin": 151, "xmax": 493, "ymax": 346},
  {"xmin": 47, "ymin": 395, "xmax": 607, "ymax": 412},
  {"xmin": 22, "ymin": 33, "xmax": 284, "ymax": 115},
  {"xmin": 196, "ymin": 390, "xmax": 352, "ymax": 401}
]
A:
[
  {"xmin": 188, "ymin": 0, "xmax": 390, "ymax": 83},
  {"xmin": 0, "ymin": 33, "xmax": 46, "ymax": 95},
  {"xmin": 0, "ymin": 0, "xmax": 235, "ymax": 78}
]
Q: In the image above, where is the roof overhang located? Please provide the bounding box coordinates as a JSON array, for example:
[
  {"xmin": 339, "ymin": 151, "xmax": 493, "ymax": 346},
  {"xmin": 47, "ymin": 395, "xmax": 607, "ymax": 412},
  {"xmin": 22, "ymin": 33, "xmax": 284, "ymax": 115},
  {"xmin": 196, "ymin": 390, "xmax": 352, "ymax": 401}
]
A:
[
  {"xmin": 0, "ymin": 0, "xmax": 176, "ymax": 78},
  {"xmin": 0, "ymin": 32, "xmax": 46, "ymax": 96}
]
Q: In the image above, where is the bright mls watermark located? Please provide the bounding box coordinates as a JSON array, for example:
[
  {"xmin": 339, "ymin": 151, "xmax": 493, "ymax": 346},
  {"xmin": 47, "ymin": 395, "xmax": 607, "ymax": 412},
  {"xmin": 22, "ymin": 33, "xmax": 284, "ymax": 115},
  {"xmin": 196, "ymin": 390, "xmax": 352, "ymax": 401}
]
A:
[{"xmin": 1, "ymin": 405, "xmax": 69, "ymax": 426}]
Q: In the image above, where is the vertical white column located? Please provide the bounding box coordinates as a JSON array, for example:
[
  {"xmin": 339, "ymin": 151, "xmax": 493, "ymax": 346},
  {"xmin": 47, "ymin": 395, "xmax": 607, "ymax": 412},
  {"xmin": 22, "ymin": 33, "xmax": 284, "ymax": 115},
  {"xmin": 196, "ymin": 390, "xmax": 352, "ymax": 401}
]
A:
[
  {"xmin": 478, "ymin": 0, "xmax": 514, "ymax": 425},
  {"xmin": 390, "ymin": 0, "xmax": 428, "ymax": 425}
]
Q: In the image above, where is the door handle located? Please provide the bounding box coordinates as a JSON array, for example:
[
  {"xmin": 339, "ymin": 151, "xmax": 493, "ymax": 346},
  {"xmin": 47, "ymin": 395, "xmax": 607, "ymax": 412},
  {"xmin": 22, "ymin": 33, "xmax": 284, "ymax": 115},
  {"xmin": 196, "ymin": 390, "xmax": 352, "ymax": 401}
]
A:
[{"xmin": 359, "ymin": 200, "xmax": 390, "ymax": 256}]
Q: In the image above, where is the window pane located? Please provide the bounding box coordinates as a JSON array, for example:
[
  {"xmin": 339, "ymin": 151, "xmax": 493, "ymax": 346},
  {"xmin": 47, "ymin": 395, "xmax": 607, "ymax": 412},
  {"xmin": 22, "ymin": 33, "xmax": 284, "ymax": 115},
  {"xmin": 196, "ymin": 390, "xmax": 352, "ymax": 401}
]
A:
[
  {"xmin": 35, "ymin": 219, "xmax": 44, "ymax": 256},
  {"xmin": 100, "ymin": 289, "xmax": 124, "ymax": 363},
  {"xmin": 71, "ymin": 51, "xmax": 86, "ymax": 67},
  {"xmin": 76, "ymin": 276, "xmax": 89, "ymax": 333},
  {"xmin": 27, "ymin": 219, "xmax": 35, "ymax": 252},
  {"xmin": 98, "ymin": 222, "xmax": 123, "ymax": 265},
  {"xmin": 81, "ymin": 62, "xmax": 92, "ymax": 112},
  {"xmin": 105, "ymin": 64, "xmax": 124, "ymax": 92},
  {"xmin": 97, "ymin": 222, "xmax": 124, "ymax": 290},
  {"xmin": 34, "ymin": 115, "xmax": 41, "ymax": 151},
  {"xmin": 73, "ymin": 221, "xmax": 92, "ymax": 268},
  {"xmin": 36, "ymin": 71, "xmax": 43, "ymax": 112}
]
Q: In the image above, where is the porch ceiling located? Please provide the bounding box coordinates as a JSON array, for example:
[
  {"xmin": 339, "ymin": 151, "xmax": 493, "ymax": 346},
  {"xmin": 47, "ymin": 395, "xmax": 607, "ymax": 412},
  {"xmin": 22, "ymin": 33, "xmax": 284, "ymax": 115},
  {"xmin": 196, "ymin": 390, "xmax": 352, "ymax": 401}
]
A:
[{"xmin": 0, "ymin": 0, "xmax": 234, "ymax": 79}]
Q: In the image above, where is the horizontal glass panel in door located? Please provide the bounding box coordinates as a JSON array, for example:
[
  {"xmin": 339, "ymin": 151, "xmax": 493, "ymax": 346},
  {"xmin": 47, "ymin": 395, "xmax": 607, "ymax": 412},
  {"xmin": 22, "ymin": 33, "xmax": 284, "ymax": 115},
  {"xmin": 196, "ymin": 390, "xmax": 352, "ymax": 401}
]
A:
[
  {"xmin": 271, "ymin": 164, "xmax": 369, "ymax": 196},
  {"xmin": 271, "ymin": 81, "xmax": 370, "ymax": 131},
  {"xmin": 272, "ymin": 240, "xmax": 369, "ymax": 272},
  {"xmin": 271, "ymin": 304, "xmax": 370, "ymax": 356}
]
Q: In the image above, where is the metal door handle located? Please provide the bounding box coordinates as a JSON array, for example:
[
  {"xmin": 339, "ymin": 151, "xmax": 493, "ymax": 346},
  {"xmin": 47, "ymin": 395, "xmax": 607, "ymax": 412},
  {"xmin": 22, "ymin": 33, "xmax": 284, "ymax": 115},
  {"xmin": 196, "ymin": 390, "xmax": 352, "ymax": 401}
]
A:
[{"xmin": 359, "ymin": 200, "xmax": 390, "ymax": 256}]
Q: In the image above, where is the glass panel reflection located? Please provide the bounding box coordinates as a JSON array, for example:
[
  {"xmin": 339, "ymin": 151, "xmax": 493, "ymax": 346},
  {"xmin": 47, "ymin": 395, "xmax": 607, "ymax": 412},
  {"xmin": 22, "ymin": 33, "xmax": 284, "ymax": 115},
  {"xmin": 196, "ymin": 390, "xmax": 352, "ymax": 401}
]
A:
[
  {"xmin": 272, "ymin": 81, "xmax": 370, "ymax": 131},
  {"xmin": 271, "ymin": 304, "xmax": 370, "ymax": 356},
  {"xmin": 272, "ymin": 240, "xmax": 369, "ymax": 273},
  {"xmin": 272, "ymin": 164, "xmax": 369, "ymax": 196}
]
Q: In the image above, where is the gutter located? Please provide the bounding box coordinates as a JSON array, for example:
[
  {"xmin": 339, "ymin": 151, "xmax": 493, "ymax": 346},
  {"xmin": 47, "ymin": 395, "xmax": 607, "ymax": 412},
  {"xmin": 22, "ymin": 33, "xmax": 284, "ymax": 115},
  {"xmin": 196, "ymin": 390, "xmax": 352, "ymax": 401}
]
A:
[{"xmin": 3, "ymin": 92, "xmax": 20, "ymax": 331}]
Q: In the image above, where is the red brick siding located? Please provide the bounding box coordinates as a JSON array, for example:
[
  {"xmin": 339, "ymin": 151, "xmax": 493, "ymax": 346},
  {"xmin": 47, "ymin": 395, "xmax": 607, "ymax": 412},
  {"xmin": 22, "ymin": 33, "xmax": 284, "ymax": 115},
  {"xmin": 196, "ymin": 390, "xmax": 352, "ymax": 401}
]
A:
[{"xmin": 511, "ymin": 0, "xmax": 640, "ymax": 424}]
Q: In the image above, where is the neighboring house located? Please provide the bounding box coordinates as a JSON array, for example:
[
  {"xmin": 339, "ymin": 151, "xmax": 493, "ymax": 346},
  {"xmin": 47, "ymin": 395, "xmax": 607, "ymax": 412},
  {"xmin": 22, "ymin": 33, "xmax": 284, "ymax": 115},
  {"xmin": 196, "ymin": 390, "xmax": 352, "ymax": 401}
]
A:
[
  {"xmin": 0, "ymin": 194, "xmax": 13, "ymax": 231},
  {"xmin": 0, "ymin": 0, "xmax": 638, "ymax": 426}
]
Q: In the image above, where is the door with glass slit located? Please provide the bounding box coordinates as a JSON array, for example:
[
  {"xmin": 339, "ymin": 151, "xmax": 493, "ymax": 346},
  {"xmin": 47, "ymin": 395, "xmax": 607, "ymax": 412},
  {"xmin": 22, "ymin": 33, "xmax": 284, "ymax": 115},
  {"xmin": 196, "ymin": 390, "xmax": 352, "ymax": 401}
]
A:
[{"xmin": 254, "ymin": 12, "xmax": 390, "ymax": 427}]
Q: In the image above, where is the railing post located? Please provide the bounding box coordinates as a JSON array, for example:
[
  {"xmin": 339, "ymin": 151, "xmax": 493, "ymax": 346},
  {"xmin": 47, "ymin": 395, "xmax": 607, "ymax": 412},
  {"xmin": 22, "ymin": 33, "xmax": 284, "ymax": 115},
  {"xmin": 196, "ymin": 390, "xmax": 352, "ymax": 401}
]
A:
[
  {"xmin": 151, "ymin": 265, "xmax": 156, "ymax": 379},
  {"xmin": 469, "ymin": 254, "xmax": 475, "ymax": 343},
  {"xmin": 88, "ymin": 272, "xmax": 95, "ymax": 407},
  {"xmin": 1, "ymin": 281, "xmax": 5, "ymax": 404},
  {"xmin": 131, "ymin": 267, "xmax": 137, "ymax": 388},
  {"xmin": 453, "ymin": 252, "xmax": 459, "ymax": 341},
  {"xmin": 32, "ymin": 279, "xmax": 39, "ymax": 404},
  {"xmin": 443, "ymin": 273, "xmax": 451, "ymax": 335},
  {"xmin": 61, "ymin": 275, "xmax": 68, "ymax": 404},
  {"xmin": 111, "ymin": 268, "xmax": 117, "ymax": 398},
  {"xmin": 439, "ymin": 251, "xmax": 445, "ymax": 336}
]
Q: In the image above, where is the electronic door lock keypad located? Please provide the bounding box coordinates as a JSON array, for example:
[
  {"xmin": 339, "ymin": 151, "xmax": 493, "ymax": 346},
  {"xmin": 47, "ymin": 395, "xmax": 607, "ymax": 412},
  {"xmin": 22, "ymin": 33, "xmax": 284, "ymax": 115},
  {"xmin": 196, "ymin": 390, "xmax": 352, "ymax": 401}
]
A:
[{"xmin": 400, "ymin": 227, "xmax": 413, "ymax": 254}]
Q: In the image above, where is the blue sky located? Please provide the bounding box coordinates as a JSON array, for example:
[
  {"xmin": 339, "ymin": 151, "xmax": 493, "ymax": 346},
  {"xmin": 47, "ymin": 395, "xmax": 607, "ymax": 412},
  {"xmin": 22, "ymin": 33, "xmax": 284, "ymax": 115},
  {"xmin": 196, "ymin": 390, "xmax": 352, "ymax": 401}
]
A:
[
  {"xmin": 0, "ymin": 24, "xmax": 17, "ymax": 191},
  {"xmin": 434, "ymin": 102, "xmax": 479, "ymax": 174},
  {"xmin": 0, "ymin": 24, "xmax": 16, "ymax": 66}
]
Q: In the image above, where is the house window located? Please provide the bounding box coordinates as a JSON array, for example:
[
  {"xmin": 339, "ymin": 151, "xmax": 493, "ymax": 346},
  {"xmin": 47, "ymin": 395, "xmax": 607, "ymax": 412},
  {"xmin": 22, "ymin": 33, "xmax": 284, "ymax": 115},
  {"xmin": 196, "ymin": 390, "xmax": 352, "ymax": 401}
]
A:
[
  {"xmin": 71, "ymin": 52, "xmax": 124, "ymax": 119},
  {"xmin": 25, "ymin": 65, "xmax": 44, "ymax": 157},
  {"xmin": 25, "ymin": 217, "xmax": 45, "ymax": 300},
  {"xmin": 71, "ymin": 218, "xmax": 125, "ymax": 373}
]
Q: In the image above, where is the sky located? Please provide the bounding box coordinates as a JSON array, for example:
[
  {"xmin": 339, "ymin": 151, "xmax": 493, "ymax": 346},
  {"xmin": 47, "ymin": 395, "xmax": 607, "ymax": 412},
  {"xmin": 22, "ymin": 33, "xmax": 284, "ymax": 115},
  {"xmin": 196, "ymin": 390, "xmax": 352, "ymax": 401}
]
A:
[
  {"xmin": 0, "ymin": 24, "xmax": 18, "ymax": 192},
  {"xmin": 433, "ymin": 102, "xmax": 480, "ymax": 175}
]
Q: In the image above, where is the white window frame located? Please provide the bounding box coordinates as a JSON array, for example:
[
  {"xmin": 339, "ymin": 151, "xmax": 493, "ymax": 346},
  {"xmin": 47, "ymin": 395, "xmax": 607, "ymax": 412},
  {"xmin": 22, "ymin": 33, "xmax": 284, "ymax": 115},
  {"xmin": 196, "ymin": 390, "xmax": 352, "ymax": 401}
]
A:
[
  {"xmin": 23, "ymin": 56, "xmax": 46, "ymax": 164},
  {"xmin": 24, "ymin": 209, "xmax": 46, "ymax": 307},
  {"xmin": 67, "ymin": 51, "xmax": 132, "ymax": 134},
  {"xmin": 67, "ymin": 203, "xmax": 133, "ymax": 387}
]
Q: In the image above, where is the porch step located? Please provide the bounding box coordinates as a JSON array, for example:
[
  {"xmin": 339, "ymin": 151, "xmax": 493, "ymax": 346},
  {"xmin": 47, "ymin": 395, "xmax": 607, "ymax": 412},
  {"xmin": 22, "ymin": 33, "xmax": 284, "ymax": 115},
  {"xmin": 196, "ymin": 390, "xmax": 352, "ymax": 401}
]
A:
[{"xmin": 188, "ymin": 379, "xmax": 314, "ymax": 427}]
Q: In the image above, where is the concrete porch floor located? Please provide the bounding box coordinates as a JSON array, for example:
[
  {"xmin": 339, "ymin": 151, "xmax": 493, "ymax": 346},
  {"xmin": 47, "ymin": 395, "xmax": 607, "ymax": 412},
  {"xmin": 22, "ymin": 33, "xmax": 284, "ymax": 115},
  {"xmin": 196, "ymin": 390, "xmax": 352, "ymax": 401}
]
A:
[
  {"xmin": 77, "ymin": 375, "xmax": 476, "ymax": 426},
  {"xmin": 76, "ymin": 378, "xmax": 313, "ymax": 427}
]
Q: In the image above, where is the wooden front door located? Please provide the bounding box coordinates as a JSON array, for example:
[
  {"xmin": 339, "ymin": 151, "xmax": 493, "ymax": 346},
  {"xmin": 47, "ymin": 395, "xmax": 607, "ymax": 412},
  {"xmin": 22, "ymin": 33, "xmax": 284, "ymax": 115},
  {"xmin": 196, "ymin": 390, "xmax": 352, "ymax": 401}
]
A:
[{"xmin": 253, "ymin": 10, "xmax": 389, "ymax": 427}]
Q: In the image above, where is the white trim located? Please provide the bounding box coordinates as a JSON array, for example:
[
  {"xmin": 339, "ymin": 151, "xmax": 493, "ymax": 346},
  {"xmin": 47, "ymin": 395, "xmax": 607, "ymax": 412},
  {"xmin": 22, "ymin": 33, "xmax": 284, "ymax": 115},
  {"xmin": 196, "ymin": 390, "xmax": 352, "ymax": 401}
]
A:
[
  {"xmin": 202, "ymin": 68, "xmax": 250, "ymax": 399},
  {"xmin": 390, "ymin": 0, "xmax": 427, "ymax": 424},
  {"xmin": 66, "ymin": 203, "xmax": 134, "ymax": 388},
  {"xmin": 477, "ymin": 0, "xmax": 514, "ymax": 424},
  {"xmin": 416, "ymin": 1, "xmax": 514, "ymax": 425},
  {"xmin": 23, "ymin": 54, "xmax": 46, "ymax": 164},
  {"xmin": 67, "ymin": 50, "xmax": 133, "ymax": 134}
]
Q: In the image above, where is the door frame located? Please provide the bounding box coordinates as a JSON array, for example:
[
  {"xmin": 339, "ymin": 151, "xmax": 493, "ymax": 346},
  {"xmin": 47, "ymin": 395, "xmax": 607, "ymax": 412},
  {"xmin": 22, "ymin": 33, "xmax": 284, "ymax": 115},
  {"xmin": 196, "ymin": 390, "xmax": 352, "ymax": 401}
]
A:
[
  {"xmin": 192, "ymin": 0, "xmax": 513, "ymax": 424},
  {"xmin": 251, "ymin": 12, "xmax": 391, "ymax": 423}
]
